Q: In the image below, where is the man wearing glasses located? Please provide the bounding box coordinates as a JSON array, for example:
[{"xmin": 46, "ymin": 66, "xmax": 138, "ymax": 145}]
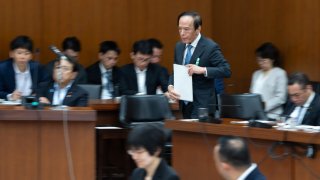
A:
[
  {"xmin": 283, "ymin": 72, "xmax": 320, "ymax": 126},
  {"xmin": 119, "ymin": 40, "xmax": 168, "ymax": 95}
]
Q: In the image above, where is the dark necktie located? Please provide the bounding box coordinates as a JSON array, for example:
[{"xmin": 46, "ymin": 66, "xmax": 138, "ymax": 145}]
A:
[
  {"xmin": 105, "ymin": 71, "xmax": 113, "ymax": 95},
  {"xmin": 184, "ymin": 44, "xmax": 193, "ymax": 65}
]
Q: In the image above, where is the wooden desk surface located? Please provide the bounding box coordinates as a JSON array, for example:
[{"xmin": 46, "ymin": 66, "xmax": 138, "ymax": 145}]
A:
[
  {"xmin": 0, "ymin": 106, "xmax": 96, "ymax": 121},
  {"xmin": 165, "ymin": 120, "xmax": 320, "ymax": 180}
]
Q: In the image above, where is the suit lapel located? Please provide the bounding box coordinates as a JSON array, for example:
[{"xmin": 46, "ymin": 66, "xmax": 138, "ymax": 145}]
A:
[
  {"xmin": 131, "ymin": 65, "xmax": 138, "ymax": 92},
  {"xmin": 177, "ymin": 43, "xmax": 185, "ymax": 64},
  {"xmin": 63, "ymin": 86, "xmax": 76, "ymax": 105},
  {"xmin": 190, "ymin": 37, "xmax": 205, "ymax": 64}
]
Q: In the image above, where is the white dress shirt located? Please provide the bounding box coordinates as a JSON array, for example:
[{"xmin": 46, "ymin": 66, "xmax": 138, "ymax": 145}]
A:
[
  {"xmin": 237, "ymin": 163, "xmax": 257, "ymax": 180},
  {"xmin": 99, "ymin": 63, "xmax": 113, "ymax": 99},
  {"xmin": 52, "ymin": 81, "xmax": 73, "ymax": 105},
  {"xmin": 290, "ymin": 92, "xmax": 315, "ymax": 124},
  {"xmin": 135, "ymin": 66, "xmax": 147, "ymax": 95},
  {"xmin": 8, "ymin": 63, "xmax": 32, "ymax": 100}
]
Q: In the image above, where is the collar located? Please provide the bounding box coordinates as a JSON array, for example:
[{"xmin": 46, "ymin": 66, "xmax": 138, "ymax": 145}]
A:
[
  {"xmin": 13, "ymin": 62, "xmax": 30, "ymax": 74},
  {"xmin": 99, "ymin": 62, "xmax": 112, "ymax": 74},
  {"xmin": 54, "ymin": 80, "xmax": 73, "ymax": 90},
  {"xmin": 135, "ymin": 66, "xmax": 147, "ymax": 73},
  {"xmin": 237, "ymin": 163, "xmax": 257, "ymax": 180},
  {"xmin": 302, "ymin": 91, "xmax": 315, "ymax": 108},
  {"xmin": 187, "ymin": 33, "xmax": 201, "ymax": 48}
]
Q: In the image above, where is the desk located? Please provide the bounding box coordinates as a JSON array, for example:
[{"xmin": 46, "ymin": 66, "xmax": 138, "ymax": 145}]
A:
[
  {"xmin": 0, "ymin": 106, "xmax": 96, "ymax": 180},
  {"xmin": 89, "ymin": 99, "xmax": 181, "ymax": 180},
  {"xmin": 89, "ymin": 99, "xmax": 181, "ymax": 125},
  {"xmin": 165, "ymin": 120, "xmax": 320, "ymax": 180}
]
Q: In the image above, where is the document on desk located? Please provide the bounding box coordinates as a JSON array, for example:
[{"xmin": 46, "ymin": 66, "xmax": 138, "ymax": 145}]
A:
[{"xmin": 174, "ymin": 64, "xmax": 193, "ymax": 102}]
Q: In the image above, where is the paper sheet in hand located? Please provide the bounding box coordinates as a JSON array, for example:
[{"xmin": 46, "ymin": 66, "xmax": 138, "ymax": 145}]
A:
[{"xmin": 174, "ymin": 64, "xmax": 193, "ymax": 102}]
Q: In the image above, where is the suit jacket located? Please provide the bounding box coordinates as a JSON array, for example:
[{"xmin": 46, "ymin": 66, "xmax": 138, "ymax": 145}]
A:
[
  {"xmin": 169, "ymin": 36, "xmax": 231, "ymax": 118},
  {"xmin": 0, "ymin": 58, "xmax": 49, "ymax": 100},
  {"xmin": 245, "ymin": 167, "xmax": 266, "ymax": 180},
  {"xmin": 283, "ymin": 93, "xmax": 320, "ymax": 126},
  {"xmin": 250, "ymin": 67, "xmax": 287, "ymax": 119},
  {"xmin": 120, "ymin": 63, "xmax": 168, "ymax": 95},
  {"xmin": 46, "ymin": 59, "xmax": 88, "ymax": 84},
  {"xmin": 86, "ymin": 61, "xmax": 121, "ymax": 86},
  {"xmin": 38, "ymin": 81, "xmax": 88, "ymax": 107},
  {"xmin": 130, "ymin": 159, "xmax": 179, "ymax": 180}
]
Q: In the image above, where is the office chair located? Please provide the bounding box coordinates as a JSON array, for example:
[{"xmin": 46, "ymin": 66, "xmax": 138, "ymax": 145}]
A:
[
  {"xmin": 78, "ymin": 84, "xmax": 101, "ymax": 100},
  {"xmin": 119, "ymin": 94, "xmax": 175, "ymax": 164}
]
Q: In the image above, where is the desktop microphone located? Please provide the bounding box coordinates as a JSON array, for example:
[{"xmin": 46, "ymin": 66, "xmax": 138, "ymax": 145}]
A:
[{"xmin": 49, "ymin": 45, "xmax": 66, "ymax": 58}]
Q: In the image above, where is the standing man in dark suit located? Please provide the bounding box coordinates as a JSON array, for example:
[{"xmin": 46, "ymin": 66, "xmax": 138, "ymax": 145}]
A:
[
  {"xmin": 283, "ymin": 72, "xmax": 320, "ymax": 126},
  {"xmin": 120, "ymin": 40, "xmax": 168, "ymax": 95},
  {"xmin": 0, "ymin": 35, "xmax": 49, "ymax": 101},
  {"xmin": 213, "ymin": 136, "xmax": 266, "ymax": 180},
  {"xmin": 86, "ymin": 41, "xmax": 122, "ymax": 99},
  {"xmin": 39, "ymin": 55, "xmax": 88, "ymax": 107},
  {"xmin": 166, "ymin": 11, "xmax": 231, "ymax": 119}
]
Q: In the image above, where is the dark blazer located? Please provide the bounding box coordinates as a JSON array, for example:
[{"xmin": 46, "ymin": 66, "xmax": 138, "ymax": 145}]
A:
[
  {"xmin": 0, "ymin": 58, "xmax": 49, "ymax": 100},
  {"xmin": 38, "ymin": 81, "xmax": 88, "ymax": 107},
  {"xmin": 46, "ymin": 59, "xmax": 87, "ymax": 84},
  {"xmin": 169, "ymin": 36, "xmax": 231, "ymax": 118},
  {"xmin": 245, "ymin": 167, "xmax": 266, "ymax": 180},
  {"xmin": 120, "ymin": 63, "xmax": 168, "ymax": 95},
  {"xmin": 86, "ymin": 61, "xmax": 121, "ymax": 86},
  {"xmin": 130, "ymin": 159, "xmax": 179, "ymax": 180},
  {"xmin": 283, "ymin": 93, "xmax": 320, "ymax": 126}
]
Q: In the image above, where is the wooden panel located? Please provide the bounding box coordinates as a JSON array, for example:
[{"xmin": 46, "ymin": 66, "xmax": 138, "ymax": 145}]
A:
[
  {"xmin": 0, "ymin": 108, "xmax": 96, "ymax": 180},
  {"xmin": 1, "ymin": 0, "xmax": 320, "ymax": 93}
]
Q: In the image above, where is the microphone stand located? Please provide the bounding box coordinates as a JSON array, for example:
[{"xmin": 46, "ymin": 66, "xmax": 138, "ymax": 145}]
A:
[{"xmin": 51, "ymin": 62, "xmax": 68, "ymax": 111}]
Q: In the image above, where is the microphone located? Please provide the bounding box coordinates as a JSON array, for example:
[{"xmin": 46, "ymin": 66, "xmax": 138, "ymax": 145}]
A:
[{"xmin": 49, "ymin": 45, "xmax": 67, "ymax": 59}]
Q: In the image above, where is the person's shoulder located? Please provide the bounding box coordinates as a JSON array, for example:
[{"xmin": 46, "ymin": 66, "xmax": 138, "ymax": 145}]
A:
[
  {"xmin": 121, "ymin": 63, "xmax": 134, "ymax": 70},
  {"xmin": 245, "ymin": 167, "xmax": 266, "ymax": 180},
  {"xmin": 130, "ymin": 168, "xmax": 146, "ymax": 180},
  {"xmin": 86, "ymin": 61, "xmax": 100, "ymax": 71},
  {"xmin": 272, "ymin": 67, "xmax": 287, "ymax": 74}
]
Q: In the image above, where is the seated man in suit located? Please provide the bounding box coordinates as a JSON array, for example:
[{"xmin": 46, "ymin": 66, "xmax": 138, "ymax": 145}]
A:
[
  {"xmin": 86, "ymin": 41, "xmax": 122, "ymax": 99},
  {"xmin": 213, "ymin": 136, "xmax": 266, "ymax": 180},
  {"xmin": 46, "ymin": 36, "xmax": 87, "ymax": 84},
  {"xmin": 0, "ymin": 35, "xmax": 49, "ymax": 101},
  {"xmin": 120, "ymin": 40, "xmax": 168, "ymax": 95},
  {"xmin": 39, "ymin": 55, "xmax": 88, "ymax": 107},
  {"xmin": 127, "ymin": 123, "xmax": 179, "ymax": 180},
  {"xmin": 283, "ymin": 72, "xmax": 320, "ymax": 126}
]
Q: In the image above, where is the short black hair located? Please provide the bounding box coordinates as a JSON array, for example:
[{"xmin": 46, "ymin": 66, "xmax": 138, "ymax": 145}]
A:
[
  {"xmin": 62, "ymin": 36, "xmax": 81, "ymax": 52},
  {"xmin": 127, "ymin": 123, "xmax": 165, "ymax": 156},
  {"xmin": 177, "ymin": 11, "xmax": 202, "ymax": 30},
  {"xmin": 148, "ymin": 38, "xmax": 163, "ymax": 49},
  {"xmin": 255, "ymin": 42, "xmax": 281, "ymax": 67},
  {"xmin": 10, "ymin": 35, "xmax": 33, "ymax": 52},
  {"xmin": 217, "ymin": 136, "xmax": 251, "ymax": 168},
  {"xmin": 54, "ymin": 55, "xmax": 79, "ymax": 72},
  {"xmin": 288, "ymin": 72, "xmax": 310, "ymax": 89},
  {"xmin": 132, "ymin": 40, "xmax": 152, "ymax": 55},
  {"xmin": 99, "ymin": 41, "xmax": 121, "ymax": 54}
]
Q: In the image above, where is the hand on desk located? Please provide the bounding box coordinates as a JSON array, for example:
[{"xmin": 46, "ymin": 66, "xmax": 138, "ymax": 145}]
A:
[{"xmin": 39, "ymin": 97, "xmax": 51, "ymax": 104}]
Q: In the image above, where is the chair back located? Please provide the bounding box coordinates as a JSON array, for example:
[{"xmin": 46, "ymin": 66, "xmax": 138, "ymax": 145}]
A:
[
  {"xmin": 219, "ymin": 93, "xmax": 268, "ymax": 120},
  {"xmin": 78, "ymin": 84, "xmax": 101, "ymax": 100},
  {"xmin": 119, "ymin": 95, "xmax": 174, "ymax": 127}
]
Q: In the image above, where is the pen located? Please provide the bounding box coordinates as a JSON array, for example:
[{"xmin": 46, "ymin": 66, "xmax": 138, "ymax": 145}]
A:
[{"xmin": 195, "ymin": 58, "xmax": 200, "ymax": 65}]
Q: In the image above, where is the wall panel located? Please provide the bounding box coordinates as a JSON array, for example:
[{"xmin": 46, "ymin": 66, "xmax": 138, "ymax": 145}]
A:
[{"xmin": 1, "ymin": 0, "xmax": 320, "ymax": 93}]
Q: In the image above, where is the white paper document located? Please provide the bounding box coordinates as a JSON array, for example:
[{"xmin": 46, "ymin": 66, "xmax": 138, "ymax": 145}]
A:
[{"xmin": 173, "ymin": 64, "xmax": 193, "ymax": 102}]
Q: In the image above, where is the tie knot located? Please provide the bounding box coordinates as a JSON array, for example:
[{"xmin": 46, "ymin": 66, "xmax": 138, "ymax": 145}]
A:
[{"xmin": 187, "ymin": 44, "xmax": 192, "ymax": 50}]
